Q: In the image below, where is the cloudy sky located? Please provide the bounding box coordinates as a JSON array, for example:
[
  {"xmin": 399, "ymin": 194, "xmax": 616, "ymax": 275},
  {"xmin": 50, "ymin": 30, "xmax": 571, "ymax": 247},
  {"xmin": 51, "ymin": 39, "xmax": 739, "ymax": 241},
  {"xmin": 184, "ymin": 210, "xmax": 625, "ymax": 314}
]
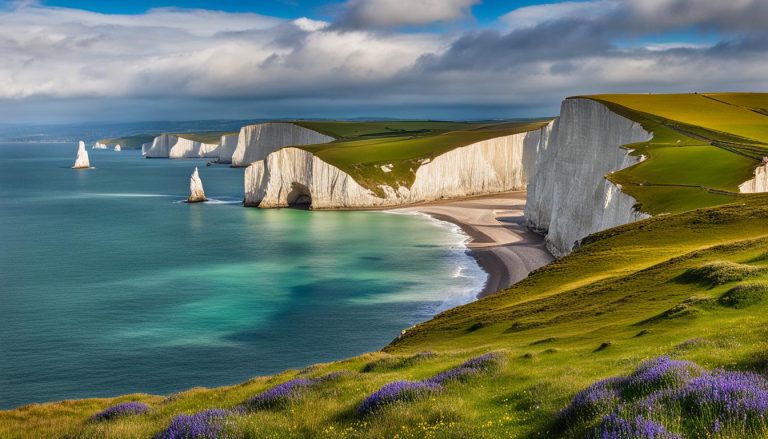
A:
[{"xmin": 1, "ymin": 0, "xmax": 766, "ymax": 123}]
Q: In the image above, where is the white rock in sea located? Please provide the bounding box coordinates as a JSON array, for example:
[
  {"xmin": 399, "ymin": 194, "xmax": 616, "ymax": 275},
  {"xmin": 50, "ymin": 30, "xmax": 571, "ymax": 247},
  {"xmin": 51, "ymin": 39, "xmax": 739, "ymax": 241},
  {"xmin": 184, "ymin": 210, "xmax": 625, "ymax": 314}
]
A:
[
  {"xmin": 72, "ymin": 140, "xmax": 90, "ymax": 169},
  {"xmin": 231, "ymin": 123, "xmax": 334, "ymax": 167},
  {"xmin": 92, "ymin": 142, "xmax": 107, "ymax": 150},
  {"xmin": 141, "ymin": 142, "xmax": 152, "ymax": 156},
  {"xmin": 524, "ymin": 98, "xmax": 653, "ymax": 257},
  {"xmin": 114, "ymin": 144, "xmax": 122, "ymax": 152},
  {"xmin": 187, "ymin": 167, "xmax": 207, "ymax": 203},
  {"xmin": 739, "ymin": 157, "xmax": 768, "ymax": 193},
  {"xmin": 243, "ymin": 126, "xmax": 550, "ymax": 209}
]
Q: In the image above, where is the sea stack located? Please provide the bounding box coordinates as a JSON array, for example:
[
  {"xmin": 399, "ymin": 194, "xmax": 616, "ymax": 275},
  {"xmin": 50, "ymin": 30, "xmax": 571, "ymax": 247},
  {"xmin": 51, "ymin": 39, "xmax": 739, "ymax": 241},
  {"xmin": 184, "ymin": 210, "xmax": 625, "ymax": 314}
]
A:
[
  {"xmin": 114, "ymin": 144, "xmax": 122, "ymax": 151},
  {"xmin": 187, "ymin": 167, "xmax": 207, "ymax": 203},
  {"xmin": 72, "ymin": 140, "xmax": 90, "ymax": 169}
]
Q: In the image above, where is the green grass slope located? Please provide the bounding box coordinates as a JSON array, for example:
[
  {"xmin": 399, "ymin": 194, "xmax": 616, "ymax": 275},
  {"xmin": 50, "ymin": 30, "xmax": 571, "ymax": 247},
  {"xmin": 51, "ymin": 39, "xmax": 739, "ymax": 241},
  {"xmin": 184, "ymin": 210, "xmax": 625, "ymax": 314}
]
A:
[
  {"xmin": 580, "ymin": 93, "xmax": 768, "ymax": 214},
  {"xmin": 4, "ymin": 194, "xmax": 768, "ymax": 439},
  {"xmin": 298, "ymin": 121, "xmax": 550, "ymax": 195}
]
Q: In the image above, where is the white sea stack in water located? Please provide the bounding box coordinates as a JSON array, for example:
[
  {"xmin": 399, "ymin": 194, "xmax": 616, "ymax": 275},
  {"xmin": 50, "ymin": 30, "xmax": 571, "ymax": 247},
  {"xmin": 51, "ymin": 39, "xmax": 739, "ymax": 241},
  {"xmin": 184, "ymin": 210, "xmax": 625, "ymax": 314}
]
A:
[
  {"xmin": 187, "ymin": 167, "xmax": 207, "ymax": 203},
  {"xmin": 72, "ymin": 140, "xmax": 90, "ymax": 169},
  {"xmin": 92, "ymin": 142, "xmax": 107, "ymax": 150},
  {"xmin": 114, "ymin": 144, "xmax": 122, "ymax": 152}
]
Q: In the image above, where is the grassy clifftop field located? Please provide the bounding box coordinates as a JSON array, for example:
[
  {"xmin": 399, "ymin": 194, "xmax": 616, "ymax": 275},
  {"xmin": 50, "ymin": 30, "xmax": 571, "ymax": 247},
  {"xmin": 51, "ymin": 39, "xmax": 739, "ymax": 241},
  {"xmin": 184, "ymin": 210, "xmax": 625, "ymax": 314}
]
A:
[
  {"xmin": 298, "ymin": 120, "xmax": 550, "ymax": 195},
  {"xmin": 583, "ymin": 93, "xmax": 768, "ymax": 214},
  {"xmin": 5, "ymin": 96, "xmax": 768, "ymax": 438}
]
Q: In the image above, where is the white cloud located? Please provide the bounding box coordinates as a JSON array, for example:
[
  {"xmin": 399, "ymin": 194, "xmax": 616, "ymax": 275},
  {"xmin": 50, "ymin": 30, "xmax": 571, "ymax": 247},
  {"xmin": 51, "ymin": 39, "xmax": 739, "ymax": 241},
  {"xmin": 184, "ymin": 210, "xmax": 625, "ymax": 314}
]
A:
[
  {"xmin": 501, "ymin": 1, "xmax": 613, "ymax": 30},
  {"xmin": 338, "ymin": 0, "xmax": 480, "ymax": 28}
]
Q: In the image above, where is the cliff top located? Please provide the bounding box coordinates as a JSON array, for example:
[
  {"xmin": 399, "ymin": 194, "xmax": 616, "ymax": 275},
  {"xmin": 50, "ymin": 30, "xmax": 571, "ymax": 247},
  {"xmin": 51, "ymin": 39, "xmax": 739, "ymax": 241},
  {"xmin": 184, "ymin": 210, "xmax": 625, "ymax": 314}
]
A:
[
  {"xmin": 570, "ymin": 93, "xmax": 768, "ymax": 214},
  {"xmin": 297, "ymin": 120, "xmax": 551, "ymax": 196}
]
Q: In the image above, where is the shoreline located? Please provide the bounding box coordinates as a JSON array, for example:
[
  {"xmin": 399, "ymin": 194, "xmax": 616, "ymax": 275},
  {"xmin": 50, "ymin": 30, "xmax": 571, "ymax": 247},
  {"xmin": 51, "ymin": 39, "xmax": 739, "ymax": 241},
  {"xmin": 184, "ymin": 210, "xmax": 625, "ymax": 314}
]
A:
[{"xmin": 393, "ymin": 192, "xmax": 554, "ymax": 298}]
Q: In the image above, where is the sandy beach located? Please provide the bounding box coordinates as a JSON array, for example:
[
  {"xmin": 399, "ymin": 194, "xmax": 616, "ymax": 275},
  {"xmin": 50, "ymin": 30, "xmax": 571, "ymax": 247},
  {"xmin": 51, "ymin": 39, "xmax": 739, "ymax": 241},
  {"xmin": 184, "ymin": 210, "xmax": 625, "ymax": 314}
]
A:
[{"xmin": 395, "ymin": 192, "xmax": 553, "ymax": 298}]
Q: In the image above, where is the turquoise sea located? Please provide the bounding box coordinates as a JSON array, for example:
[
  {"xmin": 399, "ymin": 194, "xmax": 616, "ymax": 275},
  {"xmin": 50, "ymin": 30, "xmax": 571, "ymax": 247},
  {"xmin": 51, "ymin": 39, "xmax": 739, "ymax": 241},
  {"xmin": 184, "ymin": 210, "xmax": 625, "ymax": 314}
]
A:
[{"xmin": 0, "ymin": 143, "xmax": 485, "ymax": 409}]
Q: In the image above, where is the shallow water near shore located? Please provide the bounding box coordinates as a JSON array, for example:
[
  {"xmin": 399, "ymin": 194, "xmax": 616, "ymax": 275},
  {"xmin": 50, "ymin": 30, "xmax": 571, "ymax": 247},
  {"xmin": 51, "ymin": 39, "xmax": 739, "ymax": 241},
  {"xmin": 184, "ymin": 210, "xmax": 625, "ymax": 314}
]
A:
[{"xmin": 0, "ymin": 143, "xmax": 486, "ymax": 409}]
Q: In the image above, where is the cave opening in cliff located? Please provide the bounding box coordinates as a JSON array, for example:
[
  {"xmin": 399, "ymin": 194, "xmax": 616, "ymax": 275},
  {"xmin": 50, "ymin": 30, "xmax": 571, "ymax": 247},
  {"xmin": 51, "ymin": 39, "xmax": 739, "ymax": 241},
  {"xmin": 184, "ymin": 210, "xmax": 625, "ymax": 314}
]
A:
[{"xmin": 287, "ymin": 182, "xmax": 312, "ymax": 208}]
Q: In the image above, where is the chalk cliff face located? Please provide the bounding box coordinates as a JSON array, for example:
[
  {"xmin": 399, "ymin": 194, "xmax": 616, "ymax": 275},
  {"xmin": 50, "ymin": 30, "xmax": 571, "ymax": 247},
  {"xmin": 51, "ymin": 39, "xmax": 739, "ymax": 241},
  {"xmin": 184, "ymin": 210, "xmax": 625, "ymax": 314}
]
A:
[
  {"xmin": 144, "ymin": 134, "xmax": 218, "ymax": 159},
  {"xmin": 169, "ymin": 138, "xmax": 218, "ymax": 159},
  {"xmin": 244, "ymin": 127, "xmax": 550, "ymax": 208},
  {"xmin": 524, "ymin": 98, "xmax": 652, "ymax": 257},
  {"xmin": 114, "ymin": 144, "xmax": 122, "ymax": 152},
  {"xmin": 92, "ymin": 142, "xmax": 107, "ymax": 150},
  {"xmin": 739, "ymin": 158, "xmax": 768, "ymax": 193},
  {"xmin": 72, "ymin": 141, "xmax": 90, "ymax": 169},
  {"xmin": 231, "ymin": 123, "xmax": 334, "ymax": 167},
  {"xmin": 216, "ymin": 134, "xmax": 239, "ymax": 164}
]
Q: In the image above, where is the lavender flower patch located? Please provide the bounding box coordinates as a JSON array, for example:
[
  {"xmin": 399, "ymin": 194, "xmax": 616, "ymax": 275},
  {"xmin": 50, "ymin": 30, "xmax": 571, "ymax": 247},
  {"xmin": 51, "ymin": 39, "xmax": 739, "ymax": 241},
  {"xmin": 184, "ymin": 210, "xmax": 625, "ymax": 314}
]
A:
[
  {"xmin": 427, "ymin": 367, "xmax": 479, "ymax": 385},
  {"xmin": 90, "ymin": 401, "xmax": 150, "ymax": 422},
  {"xmin": 155, "ymin": 409, "xmax": 235, "ymax": 439},
  {"xmin": 358, "ymin": 380, "xmax": 441, "ymax": 416},
  {"xmin": 425, "ymin": 352, "xmax": 503, "ymax": 385},
  {"xmin": 623, "ymin": 356, "xmax": 704, "ymax": 398},
  {"xmin": 245, "ymin": 378, "xmax": 315, "ymax": 410},
  {"xmin": 558, "ymin": 376, "xmax": 626, "ymax": 425},
  {"xmin": 459, "ymin": 352, "xmax": 502, "ymax": 371},
  {"xmin": 595, "ymin": 414, "xmax": 681, "ymax": 439},
  {"xmin": 562, "ymin": 357, "xmax": 768, "ymax": 438},
  {"xmin": 675, "ymin": 371, "xmax": 768, "ymax": 430}
]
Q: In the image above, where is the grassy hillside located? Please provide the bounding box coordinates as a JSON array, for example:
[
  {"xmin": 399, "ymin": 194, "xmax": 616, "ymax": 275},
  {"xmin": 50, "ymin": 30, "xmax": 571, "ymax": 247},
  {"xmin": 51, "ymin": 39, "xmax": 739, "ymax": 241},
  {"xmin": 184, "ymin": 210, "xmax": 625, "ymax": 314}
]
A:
[
  {"xmin": 581, "ymin": 93, "xmax": 768, "ymax": 214},
  {"xmin": 299, "ymin": 121, "xmax": 550, "ymax": 196}
]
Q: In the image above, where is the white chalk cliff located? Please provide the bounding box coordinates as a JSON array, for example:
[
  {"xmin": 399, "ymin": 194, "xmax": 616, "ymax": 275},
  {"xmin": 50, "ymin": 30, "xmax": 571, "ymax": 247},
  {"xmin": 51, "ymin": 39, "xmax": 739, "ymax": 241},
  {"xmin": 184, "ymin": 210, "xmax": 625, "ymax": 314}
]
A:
[
  {"xmin": 231, "ymin": 123, "xmax": 334, "ymax": 167},
  {"xmin": 739, "ymin": 157, "xmax": 768, "ymax": 193},
  {"xmin": 72, "ymin": 141, "xmax": 90, "ymax": 169},
  {"xmin": 92, "ymin": 142, "xmax": 107, "ymax": 150},
  {"xmin": 114, "ymin": 144, "xmax": 122, "ymax": 152},
  {"xmin": 244, "ymin": 127, "xmax": 550, "ymax": 209},
  {"xmin": 187, "ymin": 167, "xmax": 207, "ymax": 203},
  {"xmin": 144, "ymin": 134, "xmax": 217, "ymax": 159},
  {"xmin": 524, "ymin": 98, "xmax": 653, "ymax": 257},
  {"xmin": 216, "ymin": 134, "xmax": 239, "ymax": 164}
]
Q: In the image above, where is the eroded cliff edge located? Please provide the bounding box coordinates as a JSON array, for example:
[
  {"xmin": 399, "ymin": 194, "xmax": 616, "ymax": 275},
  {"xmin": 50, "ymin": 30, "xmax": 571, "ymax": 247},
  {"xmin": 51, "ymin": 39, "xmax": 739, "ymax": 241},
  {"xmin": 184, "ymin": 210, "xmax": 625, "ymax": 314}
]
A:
[
  {"xmin": 244, "ymin": 126, "xmax": 551, "ymax": 208},
  {"xmin": 524, "ymin": 98, "xmax": 652, "ymax": 257}
]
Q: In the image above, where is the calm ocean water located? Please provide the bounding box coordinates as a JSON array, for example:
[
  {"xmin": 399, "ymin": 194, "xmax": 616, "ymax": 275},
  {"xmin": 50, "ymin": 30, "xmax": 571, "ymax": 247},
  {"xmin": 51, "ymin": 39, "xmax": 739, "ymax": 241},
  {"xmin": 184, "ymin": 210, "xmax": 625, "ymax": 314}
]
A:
[{"xmin": 0, "ymin": 143, "xmax": 485, "ymax": 409}]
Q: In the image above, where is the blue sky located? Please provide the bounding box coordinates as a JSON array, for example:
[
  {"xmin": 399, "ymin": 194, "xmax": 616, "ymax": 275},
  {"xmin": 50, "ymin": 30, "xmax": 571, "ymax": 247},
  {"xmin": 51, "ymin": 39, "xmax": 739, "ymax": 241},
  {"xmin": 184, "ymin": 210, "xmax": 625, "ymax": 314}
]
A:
[
  {"xmin": 40, "ymin": 0, "xmax": 553, "ymax": 23},
  {"xmin": 0, "ymin": 0, "xmax": 765, "ymax": 123}
]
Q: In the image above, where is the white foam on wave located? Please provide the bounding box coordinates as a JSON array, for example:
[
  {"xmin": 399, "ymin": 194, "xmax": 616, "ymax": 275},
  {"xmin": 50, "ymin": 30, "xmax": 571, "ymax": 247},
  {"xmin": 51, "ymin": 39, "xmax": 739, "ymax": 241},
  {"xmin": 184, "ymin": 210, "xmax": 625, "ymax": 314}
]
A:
[{"xmin": 379, "ymin": 209, "xmax": 488, "ymax": 314}]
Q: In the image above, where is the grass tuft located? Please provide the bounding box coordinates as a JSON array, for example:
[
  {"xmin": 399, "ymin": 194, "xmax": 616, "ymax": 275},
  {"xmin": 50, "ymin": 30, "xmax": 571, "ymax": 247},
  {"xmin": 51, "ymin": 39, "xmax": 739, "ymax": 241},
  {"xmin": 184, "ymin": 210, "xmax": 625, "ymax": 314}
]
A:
[
  {"xmin": 719, "ymin": 282, "xmax": 768, "ymax": 308},
  {"xmin": 680, "ymin": 261, "xmax": 765, "ymax": 286}
]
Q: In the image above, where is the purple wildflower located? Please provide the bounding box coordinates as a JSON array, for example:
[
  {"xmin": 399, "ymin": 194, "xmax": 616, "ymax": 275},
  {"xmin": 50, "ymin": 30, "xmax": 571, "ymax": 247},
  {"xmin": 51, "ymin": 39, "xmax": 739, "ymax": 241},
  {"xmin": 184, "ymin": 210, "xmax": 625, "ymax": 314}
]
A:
[
  {"xmin": 676, "ymin": 371, "xmax": 768, "ymax": 422},
  {"xmin": 91, "ymin": 401, "xmax": 150, "ymax": 421},
  {"xmin": 427, "ymin": 367, "xmax": 479, "ymax": 385},
  {"xmin": 459, "ymin": 353, "xmax": 502, "ymax": 371},
  {"xmin": 245, "ymin": 378, "xmax": 314, "ymax": 410},
  {"xmin": 155, "ymin": 409, "xmax": 234, "ymax": 439},
  {"xmin": 624, "ymin": 356, "xmax": 703, "ymax": 398},
  {"xmin": 595, "ymin": 413, "xmax": 681, "ymax": 439},
  {"xmin": 358, "ymin": 380, "xmax": 441, "ymax": 416},
  {"xmin": 559, "ymin": 376, "xmax": 626, "ymax": 424}
]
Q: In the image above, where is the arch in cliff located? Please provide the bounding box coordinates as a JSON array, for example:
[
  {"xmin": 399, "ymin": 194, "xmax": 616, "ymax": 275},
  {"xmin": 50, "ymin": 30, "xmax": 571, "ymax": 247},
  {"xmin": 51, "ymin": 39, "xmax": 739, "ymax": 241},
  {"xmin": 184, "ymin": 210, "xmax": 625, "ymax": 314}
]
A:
[{"xmin": 286, "ymin": 182, "xmax": 312, "ymax": 207}]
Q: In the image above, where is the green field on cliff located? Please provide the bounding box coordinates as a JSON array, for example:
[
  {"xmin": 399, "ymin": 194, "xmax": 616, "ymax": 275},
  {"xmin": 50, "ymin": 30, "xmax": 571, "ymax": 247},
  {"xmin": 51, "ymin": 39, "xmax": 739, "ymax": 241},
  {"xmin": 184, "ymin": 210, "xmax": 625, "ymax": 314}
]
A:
[
  {"xmin": 6, "ymin": 95, "xmax": 768, "ymax": 438},
  {"xmin": 582, "ymin": 93, "xmax": 768, "ymax": 214},
  {"xmin": 297, "ymin": 120, "xmax": 550, "ymax": 196}
]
